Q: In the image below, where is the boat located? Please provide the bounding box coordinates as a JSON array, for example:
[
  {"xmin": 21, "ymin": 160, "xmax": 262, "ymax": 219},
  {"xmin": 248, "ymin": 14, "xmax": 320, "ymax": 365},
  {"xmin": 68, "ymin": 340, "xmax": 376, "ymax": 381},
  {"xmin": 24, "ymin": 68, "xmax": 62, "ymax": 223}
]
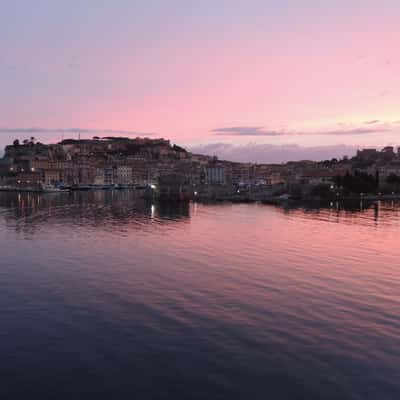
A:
[
  {"xmin": 70, "ymin": 184, "xmax": 92, "ymax": 191},
  {"xmin": 40, "ymin": 183, "xmax": 70, "ymax": 193}
]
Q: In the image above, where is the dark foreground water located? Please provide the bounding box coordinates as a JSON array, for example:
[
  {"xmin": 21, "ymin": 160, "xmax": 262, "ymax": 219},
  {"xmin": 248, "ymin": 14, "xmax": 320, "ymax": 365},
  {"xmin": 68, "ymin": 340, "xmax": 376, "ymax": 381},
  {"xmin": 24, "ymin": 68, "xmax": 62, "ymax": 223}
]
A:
[{"xmin": 1, "ymin": 191, "xmax": 400, "ymax": 399}]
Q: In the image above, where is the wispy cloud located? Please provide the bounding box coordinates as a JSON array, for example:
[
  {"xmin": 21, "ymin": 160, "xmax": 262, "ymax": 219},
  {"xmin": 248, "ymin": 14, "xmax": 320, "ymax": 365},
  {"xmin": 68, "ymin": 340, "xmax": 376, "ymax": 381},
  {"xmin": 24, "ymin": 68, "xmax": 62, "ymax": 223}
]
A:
[
  {"xmin": 212, "ymin": 122, "xmax": 396, "ymax": 137},
  {"xmin": 0, "ymin": 127, "xmax": 155, "ymax": 137},
  {"xmin": 320, "ymin": 126, "xmax": 390, "ymax": 136},
  {"xmin": 212, "ymin": 126, "xmax": 286, "ymax": 136}
]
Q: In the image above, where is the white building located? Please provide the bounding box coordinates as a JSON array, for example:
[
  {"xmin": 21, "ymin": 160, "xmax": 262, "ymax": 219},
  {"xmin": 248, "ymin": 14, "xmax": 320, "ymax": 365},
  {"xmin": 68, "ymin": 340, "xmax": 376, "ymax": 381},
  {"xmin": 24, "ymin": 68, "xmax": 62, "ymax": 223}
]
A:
[{"xmin": 206, "ymin": 166, "xmax": 226, "ymax": 185}]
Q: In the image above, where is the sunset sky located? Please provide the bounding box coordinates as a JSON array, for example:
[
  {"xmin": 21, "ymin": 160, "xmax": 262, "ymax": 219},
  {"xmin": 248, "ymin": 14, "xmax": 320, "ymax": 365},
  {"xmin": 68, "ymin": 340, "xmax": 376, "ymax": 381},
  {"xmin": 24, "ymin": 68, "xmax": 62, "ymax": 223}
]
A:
[{"xmin": 1, "ymin": 0, "xmax": 399, "ymax": 161}]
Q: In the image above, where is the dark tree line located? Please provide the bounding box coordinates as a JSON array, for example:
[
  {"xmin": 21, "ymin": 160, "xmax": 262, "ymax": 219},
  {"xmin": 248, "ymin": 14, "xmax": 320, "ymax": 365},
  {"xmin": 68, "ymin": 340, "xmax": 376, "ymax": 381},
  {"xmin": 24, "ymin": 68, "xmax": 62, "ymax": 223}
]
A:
[
  {"xmin": 334, "ymin": 171, "xmax": 378, "ymax": 194},
  {"xmin": 13, "ymin": 137, "xmax": 38, "ymax": 146},
  {"xmin": 387, "ymin": 173, "xmax": 400, "ymax": 185}
]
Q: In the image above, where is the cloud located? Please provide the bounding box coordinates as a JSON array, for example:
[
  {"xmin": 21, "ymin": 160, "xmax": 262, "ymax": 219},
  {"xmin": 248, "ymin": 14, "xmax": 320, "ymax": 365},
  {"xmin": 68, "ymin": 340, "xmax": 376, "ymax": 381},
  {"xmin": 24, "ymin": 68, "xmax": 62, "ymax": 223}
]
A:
[
  {"xmin": 212, "ymin": 123, "xmax": 394, "ymax": 137},
  {"xmin": 212, "ymin": 126, "xmax": 286, "ymax": 136},
  {"xmin": 0, "ymin": 127, "xmax": 155, "ymax": 137},
  {"xmin": 189, "ymin": 143, "xmax": 359, "ymax": 163},
  {"xmin": 320, "ymin": 126, "xmax": 390, "ymax": 136}
]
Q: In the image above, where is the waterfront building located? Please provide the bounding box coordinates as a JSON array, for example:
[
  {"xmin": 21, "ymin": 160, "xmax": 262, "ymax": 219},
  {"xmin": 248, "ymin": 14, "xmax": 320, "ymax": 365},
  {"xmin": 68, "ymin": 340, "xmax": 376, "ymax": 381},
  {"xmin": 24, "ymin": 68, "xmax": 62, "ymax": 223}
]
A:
[
  {"xmin": 16, "ymin": 172, "xmax": 43, "ymax": 185},
  {"xmin": 31, "ymin": 159, "xmax": 50, "ymax": 170},
  {"xmin": 104, "ymin": 167, "xmax": 114, "ymax": 185},
  {"xmin": 93, "ymin": 168, "xmax": 106, "ymax": 185},
  {"xmin": 44, "ymin": 169, "xmax": 61, "ymax": 185},
  {"xmin": 206, "ymin": 166, "xmax": 226, "ymax": 185},
  {"xmin": 230, "ymin": 162, "xmax": 252, "ymax": 185},
  {"xmin": 116, "ymin": 166, "xmax": 133, "ymax": 185}
]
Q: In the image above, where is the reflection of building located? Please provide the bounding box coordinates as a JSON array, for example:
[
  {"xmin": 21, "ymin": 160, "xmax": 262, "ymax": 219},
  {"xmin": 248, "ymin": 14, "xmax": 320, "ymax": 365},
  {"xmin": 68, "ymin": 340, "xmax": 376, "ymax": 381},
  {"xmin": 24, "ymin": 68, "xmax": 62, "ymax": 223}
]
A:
[{"xmin": 158, "ymin": 173, "xmax": 192, "ymax": 200}]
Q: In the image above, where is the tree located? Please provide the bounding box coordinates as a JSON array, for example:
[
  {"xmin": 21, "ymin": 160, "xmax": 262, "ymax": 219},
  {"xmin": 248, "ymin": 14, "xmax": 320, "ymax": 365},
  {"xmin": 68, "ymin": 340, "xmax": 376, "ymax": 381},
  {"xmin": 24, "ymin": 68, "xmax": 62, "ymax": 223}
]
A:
[
  {"xmin": 310, "ymin": 184, "xmax": 333, "ymax": 199},
  {"xmin": 334, "ymin": 171, "xmax": 377, "ymax": 194},
  {"xmin": 23, "ymin": 139, "xmax": 29, "ymax": 145},
  {"xmin": 387, "ymin": 173, "xmax": 400, "ymax": 185},
  {"xmin": 375, "ymin": 170, "xmax": 380, "ymax": 189},
  {"xmin": 13, "ymin": 139, "xmax": 20, "ymax": 146}
]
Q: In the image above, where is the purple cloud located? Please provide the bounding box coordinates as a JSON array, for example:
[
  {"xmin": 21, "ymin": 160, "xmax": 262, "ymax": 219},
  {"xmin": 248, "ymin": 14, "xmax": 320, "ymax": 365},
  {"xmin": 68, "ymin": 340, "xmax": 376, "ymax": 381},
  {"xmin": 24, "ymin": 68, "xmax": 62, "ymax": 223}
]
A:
[
  {"xmin": 212, "ymin": 123, "xmax": 392, "ymax": 137},
  {"xmin": 190, "ymin": 143, "xmax": 359, "ymax": 163},
  {"xmin": 212, "ymin": 126, "xmax": 286, "ymax": 136},
  {"xmin": 320, "ymin": 126, "xmax": 389, "ymax": 136}
]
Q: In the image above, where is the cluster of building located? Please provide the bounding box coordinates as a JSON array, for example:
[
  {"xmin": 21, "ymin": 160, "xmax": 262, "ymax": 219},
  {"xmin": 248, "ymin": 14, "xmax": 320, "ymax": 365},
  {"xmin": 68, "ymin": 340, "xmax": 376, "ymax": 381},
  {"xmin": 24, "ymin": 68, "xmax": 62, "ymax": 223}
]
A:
[
  {"xmin": 0, "ymin": 137, "xmax": 193, "ymax": 188},
  {"xmin": 1, "ymin": 137, "xmax": 400, "ymax": 199}
]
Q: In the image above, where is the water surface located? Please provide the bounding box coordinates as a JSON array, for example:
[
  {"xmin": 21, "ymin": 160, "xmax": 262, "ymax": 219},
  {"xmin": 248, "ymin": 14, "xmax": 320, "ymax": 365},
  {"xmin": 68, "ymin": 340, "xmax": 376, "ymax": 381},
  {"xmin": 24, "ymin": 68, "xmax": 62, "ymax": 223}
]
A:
[{"xmin": 1, "ymin": 192, "xmax": 400, "ymax": 399}]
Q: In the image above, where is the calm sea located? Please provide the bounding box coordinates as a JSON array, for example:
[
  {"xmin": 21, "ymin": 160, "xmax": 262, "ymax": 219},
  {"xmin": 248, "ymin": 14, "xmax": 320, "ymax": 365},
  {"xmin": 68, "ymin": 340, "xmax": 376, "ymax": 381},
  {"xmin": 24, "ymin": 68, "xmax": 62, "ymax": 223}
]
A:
[{"xmin": 1, "ymin": 191, "xmax": 399, "ymax": 399}]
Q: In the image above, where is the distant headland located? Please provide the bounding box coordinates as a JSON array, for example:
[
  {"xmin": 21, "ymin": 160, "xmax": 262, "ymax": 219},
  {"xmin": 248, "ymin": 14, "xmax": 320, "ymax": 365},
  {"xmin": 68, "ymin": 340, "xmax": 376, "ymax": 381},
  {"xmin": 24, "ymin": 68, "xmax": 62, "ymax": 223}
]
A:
[{"xmin": 1, "ymin": 136, "xmax": 400, "ymax": 202}]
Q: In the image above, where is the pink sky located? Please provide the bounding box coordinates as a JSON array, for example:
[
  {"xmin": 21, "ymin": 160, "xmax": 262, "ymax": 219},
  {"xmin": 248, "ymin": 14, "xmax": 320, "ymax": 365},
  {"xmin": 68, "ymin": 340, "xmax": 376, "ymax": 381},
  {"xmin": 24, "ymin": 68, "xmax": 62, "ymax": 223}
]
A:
[{"xmin": 1, "ymin": 1, "xmax": 399, "ymax": 159}]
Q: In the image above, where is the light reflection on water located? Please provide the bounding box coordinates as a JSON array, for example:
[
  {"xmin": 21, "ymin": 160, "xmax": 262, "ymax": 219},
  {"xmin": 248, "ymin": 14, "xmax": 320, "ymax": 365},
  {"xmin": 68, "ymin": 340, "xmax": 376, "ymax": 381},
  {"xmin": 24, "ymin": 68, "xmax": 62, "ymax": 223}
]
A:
[{"xmin": 1, "ymin": 191, "xmax": 400, "ymax": 399}]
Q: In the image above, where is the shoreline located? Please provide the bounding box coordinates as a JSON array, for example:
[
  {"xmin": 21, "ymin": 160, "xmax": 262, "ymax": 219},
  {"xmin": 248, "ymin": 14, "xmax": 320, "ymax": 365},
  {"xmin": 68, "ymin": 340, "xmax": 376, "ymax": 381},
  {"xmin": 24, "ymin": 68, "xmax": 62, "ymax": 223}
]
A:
[{"xmin": 2, "ymin": 187, "xmax": 400, "ymax": 207}]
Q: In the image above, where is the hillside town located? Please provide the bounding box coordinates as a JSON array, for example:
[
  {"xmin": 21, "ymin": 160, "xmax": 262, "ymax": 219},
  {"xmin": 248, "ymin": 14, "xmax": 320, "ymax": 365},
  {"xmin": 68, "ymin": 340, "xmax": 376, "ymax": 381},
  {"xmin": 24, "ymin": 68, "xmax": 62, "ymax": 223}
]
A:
[{"xmin": 1, "ymin": 136, "xmax": 400, "ymax": 202}]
